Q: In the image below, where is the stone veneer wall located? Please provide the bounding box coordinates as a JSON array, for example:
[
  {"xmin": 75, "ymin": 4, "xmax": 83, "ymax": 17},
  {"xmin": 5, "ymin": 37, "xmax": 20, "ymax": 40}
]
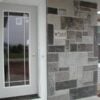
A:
[{"xmin": 47, "ymin": 0, "xmax": 98, "ymax": 100}]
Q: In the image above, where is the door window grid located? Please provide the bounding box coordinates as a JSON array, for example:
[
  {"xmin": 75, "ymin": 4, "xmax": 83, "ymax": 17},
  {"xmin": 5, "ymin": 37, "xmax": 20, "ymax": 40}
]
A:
[{"xmin": 4, "ymin": 12, "xmax": 30, "ymax": 87}]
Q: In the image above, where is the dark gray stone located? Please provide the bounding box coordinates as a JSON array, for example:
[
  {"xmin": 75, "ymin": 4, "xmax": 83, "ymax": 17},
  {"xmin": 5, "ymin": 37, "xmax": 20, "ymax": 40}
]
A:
[
  {"xmin": 74, "ymin": 0, "xmax": 80, "ymax": 16},
  {"xmin": 83, "ymin": 65, "xmax": 97, "ymax": 71},
  {"xmin": 78, "ymin": 44, "xmax": 93, "ymax": 51},
  {"xmin": 70, "ymin": 44, "xmax": 77, "ymax": 52},
  {"xmin": 48, "ymin": 46, "xmax": 65, "ymax": 52},
  {"xmin": 2, "ymin": 94, "xmax": 39, "ymax": 100},
  {"xmin": 94, "ymin": 28, "xmax": 98, "ymax": 57},
  {"xmin": 48, "ymin": 7, "xmax": 58, "ymax": 14},
  {"xmin": 78, "ymin": 44, "xmax": 86, "ymax": 51},
  {"xmin": 80, "ymin": 7, "xmax": 91, "ymax": 12},
  {"xmin": 88, "ymin": 57, "xmax": 98, "ymax": 62},
  {"xmin": 59, "ymin": 67, "xmax": 69, "ymax": 71},
  {"xmin": 83, "ymin": 32, "xmax": 88, "ymax": 36},
  {"xmin": 86, "ymin": 44, "xmax": 93, "ymax": 51},
  {"xmin": 56, "ymin": 80, "xmax": 77, "ymax": 90},
  {"xmin": 48, "ymin": 24, "xmax": 54, "ymax": 45},
  {"xmin": 70, "ymin": 85, "xmax": 97, "ymax": 99},
  {"xmin": 67, "ymin": 31, "xmax": 76, "ymax": 40},
  {"xmin": 61, "ymin": 17, "xmax": 84, "ymax": 30},
  {"xmin": 48, "ymin": 54, "xmax": 58, "ymax": 62},
  {"xmin": 98, "ymin": 46, "xmax": 100, "ymax": 62},
  {"xmin": 93, "ymin": 71, "xmax": 98, "ymax": 84},
  {"xmin": 66, "ymin": 40, "xmax": 69, "ymax": 50},
  {"xmin": 76, "ymin": 32, "xmax": 82, "ymax": 42},
  {"xmin": 80, "ymin": 1, "xmax": 97, "ymax": 9}
]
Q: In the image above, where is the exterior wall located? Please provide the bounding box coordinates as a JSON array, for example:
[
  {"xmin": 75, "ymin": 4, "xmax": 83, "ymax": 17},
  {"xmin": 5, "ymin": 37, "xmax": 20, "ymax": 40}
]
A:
[{"xmin": 47, "ymin": 0, "xmax": 98, "ymax": 100}]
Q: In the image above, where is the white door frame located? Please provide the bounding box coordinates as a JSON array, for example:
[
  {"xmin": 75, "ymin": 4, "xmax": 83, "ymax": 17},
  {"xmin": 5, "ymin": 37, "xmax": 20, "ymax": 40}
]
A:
[
  {"xmin": 0, "ymin": 3, "xmax": 38, "ymax": 98},
  {"xmin": 0, "ymin": 0, "xmax": 47, "ymax": 100},
  {"xmin": 37, "ymin": 1, "xmax": 47, "ymax": 100}
]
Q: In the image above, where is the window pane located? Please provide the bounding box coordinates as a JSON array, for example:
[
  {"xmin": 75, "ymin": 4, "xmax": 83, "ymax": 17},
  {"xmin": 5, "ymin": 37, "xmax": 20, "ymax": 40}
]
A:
[
  {"xmin": 4, "ymin": 12, "xmax": 30, "ymax": 86},
  {"xmin": 9, "ymin": 16, "xmax": 24, "ymax": 82},
  {"xmin": 4, "ymin": 17, "xmax": 9, "ymax": 82}
]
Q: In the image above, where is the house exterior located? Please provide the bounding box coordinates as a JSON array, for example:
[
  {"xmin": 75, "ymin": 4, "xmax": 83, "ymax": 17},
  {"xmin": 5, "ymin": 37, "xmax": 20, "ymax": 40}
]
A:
[{"xmin": 0, "ymin": 0, "xmax": 99, "ymax": 100}]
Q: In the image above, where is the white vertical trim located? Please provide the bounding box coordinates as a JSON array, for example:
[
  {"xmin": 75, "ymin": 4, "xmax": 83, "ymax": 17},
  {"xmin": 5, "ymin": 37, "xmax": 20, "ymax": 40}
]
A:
[{"xmin": 36, "ymin": 0, "xmax": 47, "ymax": 100}]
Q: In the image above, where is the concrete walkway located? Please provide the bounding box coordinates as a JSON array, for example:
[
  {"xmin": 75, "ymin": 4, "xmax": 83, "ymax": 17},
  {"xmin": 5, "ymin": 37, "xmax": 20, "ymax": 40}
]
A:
[{"xmin": 77, "ymin": 96, "xmax": 100, "ymax": 100}]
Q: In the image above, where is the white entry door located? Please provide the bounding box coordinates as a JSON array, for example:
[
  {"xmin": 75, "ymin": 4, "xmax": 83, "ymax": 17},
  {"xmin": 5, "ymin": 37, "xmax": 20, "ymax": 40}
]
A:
[{"xmin": 0, "ymin": 3, "xmax": 38, "ymax": 99}]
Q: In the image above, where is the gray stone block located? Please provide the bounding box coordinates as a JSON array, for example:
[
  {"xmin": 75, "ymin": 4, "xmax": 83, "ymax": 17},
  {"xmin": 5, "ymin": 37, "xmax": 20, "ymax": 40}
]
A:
[
  {"xmin": 70, "ymin": 44, "xmax": 77, "ymax": 52},
  {"xmin": 59, "ymin": 67, "xmax": 69, "ymax": 71},
  {"xmin": 67, "ymin": 31, "xmax": 76, "ymax": 40},
  {"xmin": 70, "ymin": 85, "xmax": 97, "ymax": 99},
  {"xmin": 93, "ymin": 71, "xmax": 98, "ymax": 84},
  {"xmin": 78, "ymin": 44, "xmax": 93, "ymax": 51},
  {"xmin": 61, "ymin": 17, "xmax": 84, "ymax": 30},
  {"xmin": 88, "ymin": 57, "xmax": 98, "ymax": 62},
  {"xmin": 83, "ymin": 65, "xmax": 97, "ymax": 71},
  {"xmin": 48, "ymin": 73, "xmax": 55, "ymax": 96},
  {"xmin": 48, "ymin": 94, "xmax": 70, "ymax": 100},
  {"xmin": 80, "ymin": 1, "xmax": 97, "ymax": 9},
  {"xmin": 55, "ymin": 71, "xmax": 69, "ymax": 82},
  {"xmin": 65, "ymin": 40, "xmax": 69, "ymax": 50},
  {"xmin": 83, "ymin": 32, "xmax": 88, "ymax": 36},
  {"xmin": 48, "ymin": 54, "xmax": 58, "ymax": 62},
  {"xmin": 82, "ymin": 71, "xmax": 93, "ymax": 83},
  {"xmin": 76, "ymin": 32, "xmax": 82, "ymax": 42},
  {"xmin": 56, "ymin": 80, "xmax": 77, "ymax": 90},
  {"xmin": 48, "ymin": 46, "xmax": 65, "ymax": 52},
  {"xmin": 48, "ymin": 62, "xmax": 58, "ymax": 72},
  {"xmin": 48, "ymin": 24, "xmax": 54, "ymax": 45}
]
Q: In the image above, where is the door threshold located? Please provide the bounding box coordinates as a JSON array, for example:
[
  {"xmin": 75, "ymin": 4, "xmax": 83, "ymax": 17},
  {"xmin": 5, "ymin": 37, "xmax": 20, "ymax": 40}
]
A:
[{"xmin": 0, "ymin": 94, "xmax": 39, "ymax": 100}]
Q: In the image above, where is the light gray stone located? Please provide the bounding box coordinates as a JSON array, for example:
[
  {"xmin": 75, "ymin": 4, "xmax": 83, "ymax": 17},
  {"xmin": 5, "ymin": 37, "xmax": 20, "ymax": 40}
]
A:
[
  {"xmin": 48, "ymin": 15, "xmax": 61, "ymax": 29},
  {"xmin": 48, "ymin": 73, "xmax": 55, "ymax": 96},
  {"xmin": 59, "ymin": 52, "xmax": 88, "ymax": 67},
  {"xmin": 82, "ymin": 71, "xmax": 93, "ymax": 83},
  {"xmin": 69, "ymin": 66, "xmax": 78, "ymax": 80},
  {"xmin": 55, "ymin": 71, "xmax": 69, "ymax": 82},
  {"xmin": 82, "ymin": 36, "xmax": 93, "ymax": 44},
  {"xmin": 48, "ymin": 94, "xmax": 70, "ymax": 100},
  {"xmin": 54, "ymin": 39, "xmax": 66, "ymax": 46},
  {"xmin": 48, "ymin": 62, "xmax": 58, "ymax": 72}
]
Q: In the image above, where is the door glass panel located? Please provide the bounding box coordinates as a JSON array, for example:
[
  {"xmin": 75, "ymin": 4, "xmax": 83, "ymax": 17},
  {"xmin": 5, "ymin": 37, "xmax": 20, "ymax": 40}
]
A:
[
  {"xmin": 4, "ymin": 12, "xmax": 29, "ymax": 87},
  {"xmin": 4, "ymin": 17, "xmax": 9, "ymax": 82}
]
